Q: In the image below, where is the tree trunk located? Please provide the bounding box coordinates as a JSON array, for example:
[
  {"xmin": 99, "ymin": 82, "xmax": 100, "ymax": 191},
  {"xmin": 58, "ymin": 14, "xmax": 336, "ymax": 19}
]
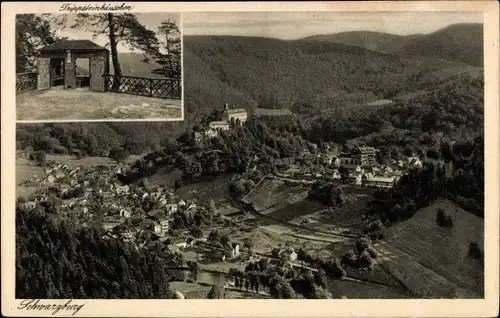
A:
[{"xmin": 107, "ymin": 13, "xmax": 122, "ymax": 89}]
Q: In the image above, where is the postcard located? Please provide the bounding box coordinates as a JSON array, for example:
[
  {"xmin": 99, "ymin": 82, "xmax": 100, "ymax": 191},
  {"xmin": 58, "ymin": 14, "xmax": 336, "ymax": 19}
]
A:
[{"xmin": 1, "ymin": 1, "xmax": 498, "ymax": 317}]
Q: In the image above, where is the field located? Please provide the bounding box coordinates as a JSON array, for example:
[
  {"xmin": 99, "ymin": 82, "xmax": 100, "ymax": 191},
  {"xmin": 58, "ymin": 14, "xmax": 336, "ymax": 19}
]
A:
[
  {"xmin": 147, "ymin": 167, "xmax": 183, "ymax": 188},
  {"xmin": 16, "ymin": 89, "xmax": 182, "ymax": 121},
  {"xmin": 175, "ymin": 175, "xmax": 234, "ymax": 206},
  {"xmin": 170, "ymin": 281, "xmax": 270, "ymax": 299},
  {"xmin": 376, "ymin": 200, "xmax": 484, "ymax": 298},
  {"xmin": 326, "ymin": 279, "xmax": 411, "ymax": 299},
  {"xmin": 244, "ymin": 179, "xmax": 310, "ymax": 212},
  {"xmin": 359, "ymin": 99, "xmax": 393, "ymax": 107},
  {"xmin": 254, "ymin": 108, "xmax": 293, "ymax": 117}
]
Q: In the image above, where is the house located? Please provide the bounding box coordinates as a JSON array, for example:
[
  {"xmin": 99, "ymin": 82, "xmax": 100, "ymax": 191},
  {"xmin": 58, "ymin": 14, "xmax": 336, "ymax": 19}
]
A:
[
  {"xmin": 224, "ymin": 242, "xmax": 240, "ymax": 259},
  {"xmin": 116, "ymin": 185, "xmax": 130, "ymax": 195},
  {"xmin": 351, "ymin": 145, "xmax": 377, "ymax": 166},
  {"xmin": 339, "ymin": 154, "xmax": 357, "ymax": 165},
  {"xmin": 332, "ymin": 169, "xmax": 342, "ymax": 180},
  {"xmin": 178, "ymin": 199, "xmax": 186, "ymax": 207},
  {"xmin": 319, "ymin": 154, "xmax": 332, "ymax": 165},
  {"xmin": 119, "ymin": 209, "xmax": 131, "ymax": 218},
  {"xmin": 46, "ymin": 175, "xmax": 56, "ymax": 184},
  {"xmin": 362, "ymin": 175, "xmax": 396, "ymax": 189},
  {"xmin": 159, "ymin": 219, "xmax": 169, "ymax": 234},
  {"xmin": 21, "ymin": 201, "xmax": 37, "ymax": 211},
  {"xmin": 408, "ymin": 157, "xmax": 423, "ymax": 168},
  {"xmin": 349, "ymin": 172, "xmax": 363, "ymax": 185},
  {"xmin": 344, "ymin": 164, "xmax": 364, "ymax": 174},
  {"xmin": 278, "ymin": 247, "xmax": 298, "ymax": 263},
  {"xmin": 153, "ymin": 224, "xmax": 163, "ymax": 236},
  {"xmin": 55, "ymin": 171, "xmax": 65, "ymax": 179},
  {"xmin": 222, "ymin": 101, "xmax": 247, "ymax": 124},
  {"xmin": 382, "ymin": 165, "xmax": 393, "ymax": 174},
  {"xmin": 331, "ymin": 157, "xmax": 341, "ymax": 167},
  {"xmin": 194, "ymin": 131, "xmax": 205, "ymax": 143},
  {"xmin": 165, "ymin": 203, "xmax": 178, "ymax": 215},
  {"xmin": 205, "ymin": 128, "xmax": 219, "ymax": 139}
]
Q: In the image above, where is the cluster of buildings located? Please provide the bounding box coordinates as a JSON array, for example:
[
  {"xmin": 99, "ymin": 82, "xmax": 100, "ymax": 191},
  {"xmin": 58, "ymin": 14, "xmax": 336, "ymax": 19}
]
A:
[
  {"xmin": 276, "ymin": 145, "xmax": 423, "ymax": 189},
  {"xmin": 194, "ymin": 102, "xmax": 248, "ymax": 142},
  {"xmin": 17, "ymin": 161, "xmax": 209, "ymax": 253}
]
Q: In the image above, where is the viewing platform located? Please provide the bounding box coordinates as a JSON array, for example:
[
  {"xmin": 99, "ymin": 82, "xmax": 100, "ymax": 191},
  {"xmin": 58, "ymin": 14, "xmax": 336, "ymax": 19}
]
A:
[{"xmin": 16, "ymin": 88, "xmax": 182, "ymax": 121}]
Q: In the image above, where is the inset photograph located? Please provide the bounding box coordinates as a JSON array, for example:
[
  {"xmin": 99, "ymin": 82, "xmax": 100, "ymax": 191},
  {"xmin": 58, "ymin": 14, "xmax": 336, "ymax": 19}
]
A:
[{"xmin": 15, "ymin": 13, "xmax": 183, "ymax": 121}]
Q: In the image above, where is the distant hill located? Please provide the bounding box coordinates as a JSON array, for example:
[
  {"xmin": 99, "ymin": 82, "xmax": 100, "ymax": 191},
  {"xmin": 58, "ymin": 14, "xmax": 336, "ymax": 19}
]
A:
[
  {"xmin": 304, "ymin": 24, "xmax": 483, "ymax": 66},
  {"xmin": 108, "ymin": 53, "xmax": 166, "ymax": 79},
  {"xmin": 396, "ymin": 23, "xmax": 483, "ymax": 67},
  {"xmin": 304, "ymin": 31, "xmax": 422, "ymax": 54}
]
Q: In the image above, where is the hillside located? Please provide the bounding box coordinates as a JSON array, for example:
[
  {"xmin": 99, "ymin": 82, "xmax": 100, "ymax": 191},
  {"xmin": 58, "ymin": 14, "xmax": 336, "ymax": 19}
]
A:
[
  {"xmin": 182, "ymin": 34, "xmax": 482, "ymax": 122},
  {"xmin": 382, "ymin": 200, "xmax": 484, "ymax": 298},
  {"xmin": 304, "ymin": 24, "xmax": 483, "ymax": 67},
  {"xmin": 397, "ymin": 23, "xmax": 483, "ymax": 67}
]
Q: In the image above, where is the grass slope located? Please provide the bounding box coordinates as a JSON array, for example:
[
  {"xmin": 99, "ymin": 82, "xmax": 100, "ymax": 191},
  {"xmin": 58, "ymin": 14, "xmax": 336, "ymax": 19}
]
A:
[{"xmin": 381, "ymin": 200, "xmax": 484, "ymax": 298}]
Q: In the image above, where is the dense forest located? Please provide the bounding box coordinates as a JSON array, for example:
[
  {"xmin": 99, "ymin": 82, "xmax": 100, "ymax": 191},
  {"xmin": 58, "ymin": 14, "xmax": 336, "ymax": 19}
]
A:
[
  {"xmin": 121, "ymin": 119, "xmax": 314, "ymax": 185},
  {"xmin": 16, "ymin": 206, "xmax": 176, "ymax": 299},
  {"xmin": 259, "ymin": 73, "xmax": 483, "ymax": 161},
  {"xmin": 369, "ymin": 134, "xmax": 484, "ymax": 221},
  {"xmin": 183, "ymin": 33, "xmax": 482, "ymax": 121}
]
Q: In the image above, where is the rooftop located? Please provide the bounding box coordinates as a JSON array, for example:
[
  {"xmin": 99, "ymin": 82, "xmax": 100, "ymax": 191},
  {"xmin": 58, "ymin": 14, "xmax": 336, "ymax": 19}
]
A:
[
  {"xmin": 225, "ymin": 108, "xmax": 247, "ymax": 114},
  {"xmin": 38, "ymin": 40, "xmax": 108, "ymax": 52},
  {"xmin": 209, "ymin": 121, "xmax": 229, "ymax": 126}
]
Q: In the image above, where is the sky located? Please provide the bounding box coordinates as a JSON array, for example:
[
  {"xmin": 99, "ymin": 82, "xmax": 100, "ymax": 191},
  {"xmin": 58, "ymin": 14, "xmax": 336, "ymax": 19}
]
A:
[
  {"xmin": 182, "ymin": 11, "xmax": 483, "ymax": 40},
  {"xmin": 49, "ymin": 13, "xmax": 180, "ymax": 53}
]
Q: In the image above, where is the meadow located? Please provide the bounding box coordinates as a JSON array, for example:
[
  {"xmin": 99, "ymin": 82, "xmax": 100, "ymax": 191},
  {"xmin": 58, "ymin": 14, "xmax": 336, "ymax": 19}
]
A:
[{"xmin": 380, "ymin": 200, "xmax": 484, "ymax": 298}]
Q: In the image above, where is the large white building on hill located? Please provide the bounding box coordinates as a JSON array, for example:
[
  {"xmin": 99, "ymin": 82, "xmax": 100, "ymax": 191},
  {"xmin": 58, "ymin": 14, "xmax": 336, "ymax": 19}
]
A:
[{"xmin": 222, "ymin": 101, "xmax": 247, "ymax": 124}]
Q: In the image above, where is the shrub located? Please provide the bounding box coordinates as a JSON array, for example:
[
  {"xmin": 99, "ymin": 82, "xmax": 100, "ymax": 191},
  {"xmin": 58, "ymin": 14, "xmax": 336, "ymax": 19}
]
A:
[
  {"xmin": 357, "ymin": 251, "xmax": 373, "ymax": 268},
  {"xmin": 366, "ymin": 246, "xmax": 378, "ymax": 259},
  {"xmin": 341, "ymin": 250, "xmax": 357, "ymax": 266},
  {"xmin": 30, "ymin": 150, "xmax": 47, "ymax": 166},
  {"xmin": 468, "ymin": 241, "xmax": 483, "ymax": 264},
  {"xmin": 356, "ymin": 236, "xmax": 372, "ymax": 254}
]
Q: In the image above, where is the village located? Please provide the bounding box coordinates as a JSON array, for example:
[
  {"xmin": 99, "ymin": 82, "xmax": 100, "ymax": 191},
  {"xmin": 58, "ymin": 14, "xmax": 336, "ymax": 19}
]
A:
[
  {"xmin": 15, "ymin": 99, "xmax": 427, "ymax": 299},
  {"xmin": 194, "ymin": 102, "xmax": 423, "ymax": 190}
]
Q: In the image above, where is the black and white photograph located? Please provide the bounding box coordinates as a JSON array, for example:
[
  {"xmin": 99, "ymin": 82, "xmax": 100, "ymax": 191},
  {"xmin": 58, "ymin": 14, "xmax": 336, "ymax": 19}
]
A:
[
  {"xmin": 3, "ymin": 2, "xmax": 499, "ymax": 317},
  {"xmin": 15, "ymin": 12, "xmax": 183, "ymax": 121},
  {"xmin": 13, "ymin": 9, "xmax": 489, "ymax": 302}
]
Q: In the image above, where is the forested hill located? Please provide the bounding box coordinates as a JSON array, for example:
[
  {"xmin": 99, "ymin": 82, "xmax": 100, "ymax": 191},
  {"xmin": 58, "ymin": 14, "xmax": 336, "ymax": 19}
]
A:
[
  {"xmin": 396, "ymin": 23, "xmax": 483, "ymax": 67},
  {"xmin": 182, "ymin": 33, "xmax": 482, "ymax": 122},
  {"xmin": 304, "ymin": 23, "xmax": 483, "ymax": 67},
  {"xmin": 303, "ymin": 31, "xmax": 421, "ymax": 54}
]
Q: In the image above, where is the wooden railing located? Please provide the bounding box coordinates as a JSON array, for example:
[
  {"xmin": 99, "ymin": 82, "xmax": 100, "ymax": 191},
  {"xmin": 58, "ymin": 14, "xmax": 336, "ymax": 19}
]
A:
[
  {"xmin": 16, "ymin": 72, "xmax": 37, "ymax": 93},
  {"xmin": 104, "ymin": 75, "xmax": 181, "ymax": 100}
]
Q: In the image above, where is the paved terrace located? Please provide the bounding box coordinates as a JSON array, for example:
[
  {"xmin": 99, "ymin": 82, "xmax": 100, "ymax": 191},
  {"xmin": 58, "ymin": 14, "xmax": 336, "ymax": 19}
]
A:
[{"xmin": 16, "ymin": 89, "xmax": 182, "ymax": 121}]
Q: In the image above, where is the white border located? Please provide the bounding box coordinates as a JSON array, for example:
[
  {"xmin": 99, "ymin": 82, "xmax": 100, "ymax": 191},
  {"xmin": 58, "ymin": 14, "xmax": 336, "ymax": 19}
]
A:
[{"xmin": 2, "ymin": 2, "xmax": 499, "ymax": 317}]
